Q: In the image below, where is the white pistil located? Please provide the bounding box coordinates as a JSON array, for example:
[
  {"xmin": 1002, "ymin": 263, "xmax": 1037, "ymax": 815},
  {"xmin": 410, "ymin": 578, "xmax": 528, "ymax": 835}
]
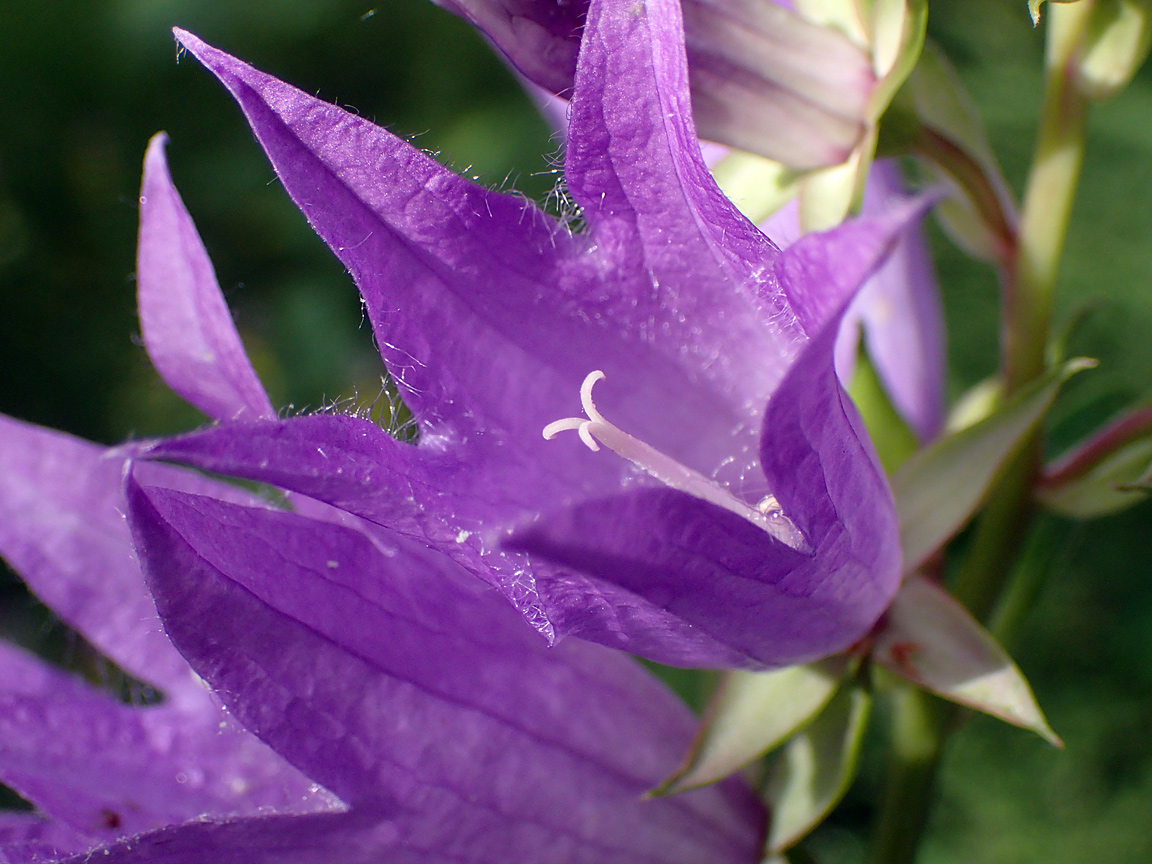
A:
[{"xmin": 543, "ymin": 371, "xmax": 810, "ymax": 552}]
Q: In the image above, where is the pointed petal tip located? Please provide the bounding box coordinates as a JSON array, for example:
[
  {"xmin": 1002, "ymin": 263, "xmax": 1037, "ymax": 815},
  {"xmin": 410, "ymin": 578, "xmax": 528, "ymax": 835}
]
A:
[
  {"xmin": 145, "ymin": 130, "xmax": 170, "ymax": 157},
  {"xmin": 172, "ymin": 26, "xmax": 197, "ymax": 47},
  {"xmin": 137, "ymin": 116, "xmax": 274, "ymax": 422},
  {"xmin": 172, "ymin": 29, "xmax": 226, "ymax": 73}
]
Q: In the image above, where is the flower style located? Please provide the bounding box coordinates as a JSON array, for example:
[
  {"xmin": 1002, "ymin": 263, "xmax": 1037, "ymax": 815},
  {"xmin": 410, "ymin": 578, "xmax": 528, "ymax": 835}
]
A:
[
  {"xmin": 0, "ymin": 136, "xmax": 765, "ymax": 863},
  {"xmin": 147, "ymin": 0, "xmax": 923, "ymax": 672}
]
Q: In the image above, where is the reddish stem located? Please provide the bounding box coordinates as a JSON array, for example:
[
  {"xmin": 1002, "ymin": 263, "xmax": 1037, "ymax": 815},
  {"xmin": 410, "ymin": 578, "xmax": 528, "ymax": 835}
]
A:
[{"xmin": 1040, "ymin": 403, "xmax": 1152, "ymax": 488}]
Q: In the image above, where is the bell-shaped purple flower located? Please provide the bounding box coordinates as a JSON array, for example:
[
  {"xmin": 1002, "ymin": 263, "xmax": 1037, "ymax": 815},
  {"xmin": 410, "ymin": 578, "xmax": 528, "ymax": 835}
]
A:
[
  {"xmin": 147, "ymin": 0, "xmax": 920, "ymax": 671},
  {"xmin": 0, "ymin": 133, "xmax": 765, "ymax": 864}
]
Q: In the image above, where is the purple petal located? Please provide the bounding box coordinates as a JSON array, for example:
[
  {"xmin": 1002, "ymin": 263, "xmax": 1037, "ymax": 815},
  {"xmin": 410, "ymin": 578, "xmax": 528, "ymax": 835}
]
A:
[
  {"xmin": 141, "ymin": 414, "xmax": 574, "ymax": 639},
  {"xmin": 564, "ymin": 0, "xmax": 802, "ymax": 401},
  {"xmin": 143, "ymin": 411, "xmax": 580, "ymax": 534},
  {"xmin": 761, "ymin": 166, "xmax": 945, "ymax": 441},
  {"xmin": 126, "ymin": 480, "xmax": 765, "ymax": 862},
  {"xmin": 56, "ymin": 811, "xmax": 397, "ymax": 864},
  {"xmin": 0, "ymin": 813, "xmax": 89, "ymax": 862},
  {"xmin": 0, "ymin": 413, "xmax": 294, "ymax": 704},
  {"xmin": 770, "ymin": 193, "xmax": 936, "ymax": 339},
  {"xmin": 171, "ymin": 22, "xmax": 791, "ymax": 489},
  {"xmin": 61, "ymin": 803, "xmax": 761, "ymax": 864},
  {"xmin": 0, "ymin": 415, "xmax": 194, "ymax": 699},
  {"xmin": 171, "ymin": 29, "xmax": 593, "ymax": 447},
  {"xmin": 757, "ymin": 305, "xmax": 901, "ymax": 648},
  {"xmin": 853, "ymin": 163, "xmax": 946, "ymax": 442},
  {"xmin": 138, "ymin": 133, "xmax": 273, "ymax": 422},
  {"xmin": 513, "ymin": 306, "xmax": 901, "ymax": 667},
  {"xmin": 511, "ymin": 488, "xmax": 815, "ymax": 668},
  {"xmin": 432, "ymin": 0, "xmax": 585, "ymax": 94},
  {"xmin": 0, "ymin": 640, "xmax": 329, "ymax": 845}
]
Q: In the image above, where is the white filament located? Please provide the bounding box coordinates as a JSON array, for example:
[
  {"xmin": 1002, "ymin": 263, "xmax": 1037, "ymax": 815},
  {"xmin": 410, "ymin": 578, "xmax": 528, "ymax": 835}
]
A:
[{"xmin": 543, "ymin": 371, "xmax": 810, "ymax": 552}]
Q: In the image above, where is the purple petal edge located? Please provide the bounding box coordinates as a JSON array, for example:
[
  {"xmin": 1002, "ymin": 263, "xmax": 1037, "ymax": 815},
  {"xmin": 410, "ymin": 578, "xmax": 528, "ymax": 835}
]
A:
[
  {"xmin": 138, "ymin": 133, "xmax": 273, "ymax": 422},
  {"xmin": 127, "ymin": 477, "xmax": 765, "ymax": 862}
]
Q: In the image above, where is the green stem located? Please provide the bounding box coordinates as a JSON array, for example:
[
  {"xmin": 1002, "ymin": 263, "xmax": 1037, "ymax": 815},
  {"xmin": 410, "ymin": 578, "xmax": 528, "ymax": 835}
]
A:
[
  {"xmin": 953, "ymin": 0, "xmax": 1093, "ymax": 638},
  {"xmin": 950, "ymin": 441, "xmax": 1040, "ymax": 620},
  {"xmin": 1004, "ymin": 2, "xmax": 1092, "ymax": 392},
  {"xmin": 988, "ymin": 514, "xmax": 1070, "ymax": 645},
  {"xmin": 864, "ymin": 687, "xmax": 953, "ymax": 864},
  {"xmin": 1039, "ymin": 401, "xmax": 1152, "ymax": 488},
  {"xmin": 867, "ymin": 6, "xmax": 1094, "ymax": 863}
]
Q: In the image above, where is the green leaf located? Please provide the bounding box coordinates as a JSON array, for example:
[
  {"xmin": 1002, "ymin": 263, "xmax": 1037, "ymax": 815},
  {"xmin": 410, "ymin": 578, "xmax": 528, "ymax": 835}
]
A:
[
  {"xmin": 899, "ymin": 41, "xmax": 1017, "ymax": 263},
  {"xmin": 1037, "ymin": 434, "xmax": 1152, "ymax": 517},
  {"xmin": 652, "ymin": 658, "xmax": 848, "ymax": 795},
  {"xmin": 764, "ymin": 680, "xmax": 872, "ymax": 854},
  {"xmin": 892, "ymin": 358, "xmax": 1094, "ymax": 570},
  {"xmin": 875, "ymin": 576, "xmax": 1062, "ymax": 745}
]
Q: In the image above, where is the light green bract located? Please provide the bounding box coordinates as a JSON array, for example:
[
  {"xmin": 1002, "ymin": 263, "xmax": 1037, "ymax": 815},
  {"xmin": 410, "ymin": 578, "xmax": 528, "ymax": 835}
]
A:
[{"xmin": 892, "ymin": 358, "xmax": 1094, "ymax": 571}]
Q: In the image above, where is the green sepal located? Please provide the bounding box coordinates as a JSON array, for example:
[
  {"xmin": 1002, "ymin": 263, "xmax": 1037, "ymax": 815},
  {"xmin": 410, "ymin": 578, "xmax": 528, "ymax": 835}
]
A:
[
  {"xmin": 763, "ymin": 679, "xmax": 872, "ymax": 854},
  {"xmin": 1038, "ymin": 434, "xmax": 1152, "ymax": 517},
  {"xmin": 893, "ymin": 358, "xmax": 1095, "ymax": 570},
  {"xmin": 875, "ymin": 576, "xmax": 1061, "ymax": 745},
  {"xmin": 651, "ymin": 658, "xmax": 849, "ymax": 796}
]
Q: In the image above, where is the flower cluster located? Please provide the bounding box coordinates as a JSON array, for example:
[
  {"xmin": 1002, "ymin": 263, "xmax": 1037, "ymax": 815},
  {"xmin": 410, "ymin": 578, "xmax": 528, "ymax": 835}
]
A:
[{"xmin": 0, "ymin": 0, "xmax": 937, "ymax": 860}]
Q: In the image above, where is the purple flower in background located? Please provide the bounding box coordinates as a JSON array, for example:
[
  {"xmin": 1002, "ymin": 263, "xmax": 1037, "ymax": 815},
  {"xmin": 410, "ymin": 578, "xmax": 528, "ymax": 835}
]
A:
[
  {"xmin": 148, "ymin": 0, "xmax": 922, "ymax": 671},
  {"xmin": 761, "ymin": 161, "xmax": 947, "ymax": 443},
  {"xmin": 0, "ymin": 134, "xmax": 764, "ymax": 864},
  {"xmin": 0, "ymin": 136, "xmax": 338, "ymax": 859},
  {"xmin": 433, "ymin": 0, "xmax": 877, "ymax": 169},
  {"xmin": 0, "ymin": 426, "xmax": 333, "ymax": 860}
]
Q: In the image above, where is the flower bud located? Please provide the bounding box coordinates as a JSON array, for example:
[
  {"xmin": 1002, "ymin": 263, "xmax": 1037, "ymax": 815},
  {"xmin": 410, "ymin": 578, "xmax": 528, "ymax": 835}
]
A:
[{"xmin": 1075, "ymin": 0, "xmax": 1152, "ymax": 99}]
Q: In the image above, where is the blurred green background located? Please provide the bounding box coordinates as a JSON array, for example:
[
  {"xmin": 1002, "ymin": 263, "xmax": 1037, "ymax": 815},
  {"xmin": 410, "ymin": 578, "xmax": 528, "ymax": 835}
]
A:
[{"xmin": 0, "ymin": 0, "xmax": 1149, "ymax": 861}]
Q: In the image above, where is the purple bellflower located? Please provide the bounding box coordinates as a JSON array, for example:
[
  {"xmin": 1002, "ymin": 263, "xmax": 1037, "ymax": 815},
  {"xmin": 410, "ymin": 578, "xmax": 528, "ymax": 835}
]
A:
[
  {"xmin": 145, "ymin": 0, "xmax": 924, "ymax": 672},
  {"xmin": 0, "ymin": 136, "xmax": 765, "ymax": 863},
  {"xmin": 0, "ymin": 0, "xmax": 935, "ymax": 858},
  {"xmin": 432, "ymin": 0, "xmax": 878, "ymax": 169}
]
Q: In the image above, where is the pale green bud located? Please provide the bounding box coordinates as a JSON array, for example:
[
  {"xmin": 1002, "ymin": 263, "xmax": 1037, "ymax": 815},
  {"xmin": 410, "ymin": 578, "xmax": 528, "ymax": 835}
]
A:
[{"xmin": 1075, "ymin": 0, "xmax": 1152, "ymax": 99}]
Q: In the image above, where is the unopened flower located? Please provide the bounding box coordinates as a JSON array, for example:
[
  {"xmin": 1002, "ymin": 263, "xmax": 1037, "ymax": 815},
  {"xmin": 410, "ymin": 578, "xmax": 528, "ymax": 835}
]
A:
[{"xmin": 432, "ymin": 0, "xmax": 877, "ymax": 168}]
